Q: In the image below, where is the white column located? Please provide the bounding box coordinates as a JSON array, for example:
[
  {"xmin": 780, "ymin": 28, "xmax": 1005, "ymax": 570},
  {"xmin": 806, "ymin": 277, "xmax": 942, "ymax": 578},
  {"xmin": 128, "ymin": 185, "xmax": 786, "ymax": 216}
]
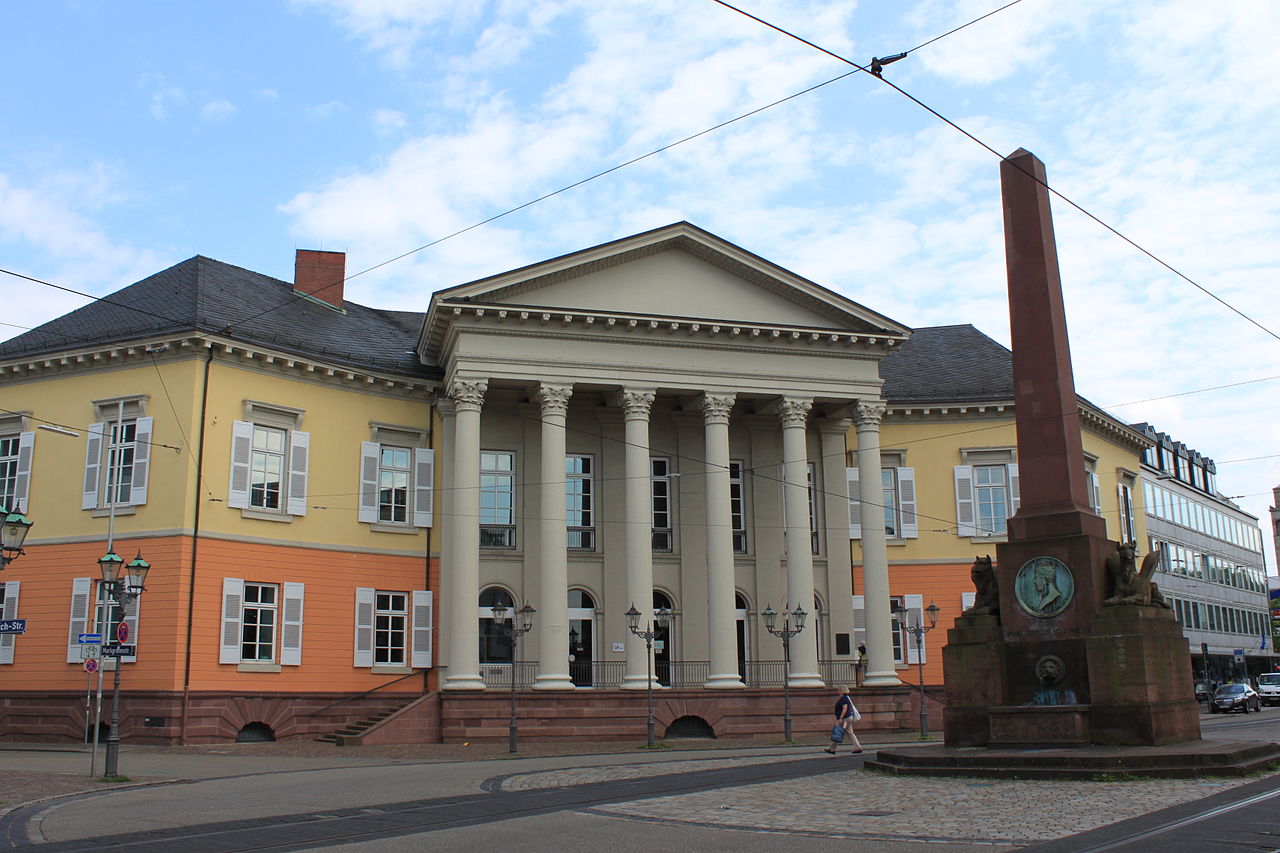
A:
[
  {"xmin": 618, "ymin": 389, "xmax": 658, "ymax": 690},
  {"xmin": 533, "ymin": 383, "xmax": 575, "ymax": 691},
  {"xmin": 701, "ymin": 393, "xmax": 744, "ymax": 689},
  {"xmin": 442, "ymin": 378, "xmax": 487, "ymax": 691},
  {"xmin": 436, "ymin": 397, "xmax": 456, "ymax": 675},
  {"xmin": 779, "ymin": 396, "xmax": 823, "ymax": 687},
  {"xmin": 855, "ymin": 401, "xmax": 901, "ymax": 687},
  {"xmin": 818, "ymin": 418, "xmax": 856, "ymax": 654}
]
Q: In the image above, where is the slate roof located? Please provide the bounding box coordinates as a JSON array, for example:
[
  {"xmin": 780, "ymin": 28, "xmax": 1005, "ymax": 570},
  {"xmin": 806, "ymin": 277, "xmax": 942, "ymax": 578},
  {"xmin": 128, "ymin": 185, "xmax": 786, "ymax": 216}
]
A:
[
  {"xmin": 880, "ymin": 324, "xmax": 1015, "ymax": 403},
  {"xmin": 0, "ymin": 256, "xmax": 436, "ymax": 378}
]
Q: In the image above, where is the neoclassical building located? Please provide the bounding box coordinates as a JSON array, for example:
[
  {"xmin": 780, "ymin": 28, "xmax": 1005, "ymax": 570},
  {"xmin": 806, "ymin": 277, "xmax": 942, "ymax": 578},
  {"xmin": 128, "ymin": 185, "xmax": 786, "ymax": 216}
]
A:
[{"xmin": 422, "ymin": 223, "xmax": 911, "ymax": 696}]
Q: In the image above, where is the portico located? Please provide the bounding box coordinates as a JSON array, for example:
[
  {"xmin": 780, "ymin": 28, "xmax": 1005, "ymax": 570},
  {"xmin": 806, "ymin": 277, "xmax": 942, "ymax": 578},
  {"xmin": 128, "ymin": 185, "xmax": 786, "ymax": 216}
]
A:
[{"xmin": 419, "ymin": 223, "xmax": 910, "ymax": 696}]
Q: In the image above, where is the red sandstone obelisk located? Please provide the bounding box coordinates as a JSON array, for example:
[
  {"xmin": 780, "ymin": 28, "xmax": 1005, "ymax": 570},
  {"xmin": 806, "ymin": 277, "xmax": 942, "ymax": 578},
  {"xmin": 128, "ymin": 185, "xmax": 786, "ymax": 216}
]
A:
[{"xmin": 1001, "ymin": 148, "xmax": 1106, "ymax": 542}]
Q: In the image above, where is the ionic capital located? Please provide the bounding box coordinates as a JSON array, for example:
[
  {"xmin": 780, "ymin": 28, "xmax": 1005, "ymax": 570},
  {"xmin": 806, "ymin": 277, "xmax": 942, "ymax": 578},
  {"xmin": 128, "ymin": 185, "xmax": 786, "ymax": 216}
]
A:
[
  {"xmin": 699, "ymin": 393, "xmax": 736, "ymax": 425},
  {"xmin": 777, "ymin": 397, "xmax": 813, "ymax": 429},
  {"xmin": 534, "ymin": 383, "xmax": 574, "ymax": 418},
  {"xmin": 853, "ymin": 400, "xmax": 887, "ymax": 429},
  {"xmin": 447, "ymin": 378, "xmax": 488, "ymax": 411}
]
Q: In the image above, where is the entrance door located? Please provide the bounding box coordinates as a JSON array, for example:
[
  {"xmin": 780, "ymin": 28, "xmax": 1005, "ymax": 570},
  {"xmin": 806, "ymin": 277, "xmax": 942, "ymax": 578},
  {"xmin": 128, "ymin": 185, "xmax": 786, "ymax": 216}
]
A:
[
  {"xmin": 735, "ymin": 594, "xmax": 749, "ymax": 684},
  {"xmin": 654, "ymin": 591, "xmax": 673, "ymax": 686},
  {"xmin": 568, "ymin": 589, "xmax": 595, "ymax": 687}
]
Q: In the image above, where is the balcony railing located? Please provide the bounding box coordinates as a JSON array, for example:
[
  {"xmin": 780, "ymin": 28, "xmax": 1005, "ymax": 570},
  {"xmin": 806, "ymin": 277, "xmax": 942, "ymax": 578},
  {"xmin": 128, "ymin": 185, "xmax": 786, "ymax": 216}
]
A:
[{"xmin": 477, "ymin": 659, "xmax": 855, "ymax": 689}]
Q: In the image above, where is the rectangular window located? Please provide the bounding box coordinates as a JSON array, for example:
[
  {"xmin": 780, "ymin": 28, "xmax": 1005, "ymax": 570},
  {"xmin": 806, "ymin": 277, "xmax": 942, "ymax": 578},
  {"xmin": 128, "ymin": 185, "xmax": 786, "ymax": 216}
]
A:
[
  {"xmin": 374, "ymin": 592, "xmax": 407, "ymax": 665},
  {"xmin": 807, "ymin": 462, "xmax": 819, "ymax": 555},
  {"xmin": 250, "ymin": 425, "xmax": 286, "ymax": 510},
  {"xmin": 0, "ymin": 435, "xmax": 19, "ymax": 509},
  {"xmin": 974, "ymin": 464, "xmax": 1009, "ymax": 535},
  {"xmin": 241, "ymin": 583, "xmax": 278, "ymax": 662},
  {"xmin": 729, "ymin": 461, "xmax": 747, "ymax": 553},
  {"xmin": 479, "ymin": 451, "xmax": 516, "ymax": 549},
  {"xmin": 378, "ymin": 447, "xmax": 411, "ymax": 523},
  {"xmin": 105, "ymin": 420, "xmax": 138, "ymax": 506},
  {"xmin": 890, "ymin": 595, "xmax": 906, "ymax": 664},
  {"xmin": 566, "ymin": 454, "xmax": 594, "ymax": 550},
  {"xmin": 1118, "ymin": 483, "xmax": 1136, "ymax": 543},
  {"xmin": 651, "ymin": 458, "xmax": 672, "ymax": 552},
  {"xmin": 93, "ymin": 583, "xmax": 126, "ymax": 646},
  {"xmin": 881, "ymin": 468, "xmax": 899, "ymax": 538}
]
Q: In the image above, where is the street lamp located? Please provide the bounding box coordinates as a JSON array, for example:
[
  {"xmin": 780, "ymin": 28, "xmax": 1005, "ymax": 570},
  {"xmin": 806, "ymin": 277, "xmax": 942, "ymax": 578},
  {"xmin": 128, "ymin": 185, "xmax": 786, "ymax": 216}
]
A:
[
  {"xmin": 99, "ymin": 550, "xmax": 149, "ymax": 778},
  {"xmin": 893, "ymin": 601, "xmax": 940, "ymax": 739},
  {"xmin": 761, "ymin": 603, "xmax": 807, "ymax": 743},
  {"xmin": 626, "ymin": 602, "xmax": 672, "ymax": 747},
  {"xmin": 0, "ymin": 504, "xmax": 33, "ymax": 571},
  {"xmin": 490, "ymin": 600, "xmax": 535, "ymax": 754}
]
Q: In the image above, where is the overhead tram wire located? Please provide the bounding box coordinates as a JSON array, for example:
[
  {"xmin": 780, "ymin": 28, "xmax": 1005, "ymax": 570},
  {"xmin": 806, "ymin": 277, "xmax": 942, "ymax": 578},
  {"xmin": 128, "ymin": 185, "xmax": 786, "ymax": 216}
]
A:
[{"xmin": 708, "ymin": 0, "xmax": 1280, "ymax": 345}]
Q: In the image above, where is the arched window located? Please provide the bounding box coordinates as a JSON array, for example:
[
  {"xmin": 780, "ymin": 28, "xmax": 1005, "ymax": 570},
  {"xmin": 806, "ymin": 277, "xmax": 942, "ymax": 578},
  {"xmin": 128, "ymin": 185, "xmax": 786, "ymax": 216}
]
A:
[{"xmin": 478, "ymin": 586, "xmax": 515, "ymax": 663}]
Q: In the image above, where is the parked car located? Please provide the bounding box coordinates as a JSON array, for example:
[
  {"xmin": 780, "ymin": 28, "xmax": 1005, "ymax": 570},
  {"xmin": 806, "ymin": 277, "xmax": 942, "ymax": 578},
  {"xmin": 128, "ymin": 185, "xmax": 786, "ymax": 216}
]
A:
[
  {"xmin": 1256, "ymin": 673, "xmax": 1280, "ymax": 706},
  {"xmin": 1209, "ymin": 683, "xmax": 1262, "ymax": 714},
  {"xmin": 1194, "ymin": 682, "xmax": 1210, "ymax": 702}
]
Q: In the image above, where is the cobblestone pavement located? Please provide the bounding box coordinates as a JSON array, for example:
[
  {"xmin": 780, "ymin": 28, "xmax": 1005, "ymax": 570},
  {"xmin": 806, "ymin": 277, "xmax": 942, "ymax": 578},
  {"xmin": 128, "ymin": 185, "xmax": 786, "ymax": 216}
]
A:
[
  {"xmin": 589, "ymin": 766, "xmax": 1280, "ymax": 845},
  {"xmin": 499, "ymin": 754, "xmax": 786, "ymax": 790}
]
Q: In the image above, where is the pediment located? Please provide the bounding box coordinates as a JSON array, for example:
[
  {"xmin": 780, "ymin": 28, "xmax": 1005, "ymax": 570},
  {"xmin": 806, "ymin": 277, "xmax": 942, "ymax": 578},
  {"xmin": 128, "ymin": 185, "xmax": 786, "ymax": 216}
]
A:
[{"xmin": 423, "ymin": 223, "xmax": 907, "ymax": 360}]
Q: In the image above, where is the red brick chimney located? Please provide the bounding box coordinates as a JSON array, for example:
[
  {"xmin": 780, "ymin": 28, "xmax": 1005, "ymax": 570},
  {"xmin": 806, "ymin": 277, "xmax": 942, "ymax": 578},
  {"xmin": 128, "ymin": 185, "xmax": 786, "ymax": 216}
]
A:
[{"xmin": 294, "ymin": 249, "xmax": 346, "ymax": 309}]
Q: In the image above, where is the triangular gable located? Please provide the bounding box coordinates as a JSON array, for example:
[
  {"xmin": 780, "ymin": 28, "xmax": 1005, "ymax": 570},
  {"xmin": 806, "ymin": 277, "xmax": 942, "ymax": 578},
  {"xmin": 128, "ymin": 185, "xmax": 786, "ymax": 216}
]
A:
[{"xmin": 422, "ymin": 222, "xmax": 909, "ymax": 358}]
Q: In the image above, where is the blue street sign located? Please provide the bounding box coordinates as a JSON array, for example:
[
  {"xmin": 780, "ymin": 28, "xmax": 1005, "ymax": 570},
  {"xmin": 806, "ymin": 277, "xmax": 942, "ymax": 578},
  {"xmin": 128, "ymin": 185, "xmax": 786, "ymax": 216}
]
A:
[
  {"xmin": 78, "ymin": 633, "xmax": 102, "ymax": 644},
  {"xmin": 0, "ymin": 619, "xmax": 27, "ymax": 634}
]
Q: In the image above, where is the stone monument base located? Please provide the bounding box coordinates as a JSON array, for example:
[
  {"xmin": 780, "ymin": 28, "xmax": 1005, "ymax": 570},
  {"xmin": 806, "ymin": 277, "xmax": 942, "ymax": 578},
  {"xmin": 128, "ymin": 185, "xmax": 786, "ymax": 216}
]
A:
[{"xmin": 988, "ymin": 704, "xmax": 1089, "ymax": 747}]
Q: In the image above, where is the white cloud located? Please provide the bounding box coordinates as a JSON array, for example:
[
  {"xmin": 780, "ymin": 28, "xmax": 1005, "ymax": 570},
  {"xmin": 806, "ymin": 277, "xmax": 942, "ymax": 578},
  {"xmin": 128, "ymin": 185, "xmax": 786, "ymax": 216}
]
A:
[
  {"xmin": 200, "ymin": 98, "xmax": 237, "ymax": 122},
  {"xmin": 372, "ymin": 108, "xmax": 407, "ymax": 135},
  {"xmin": 309, "ymin": 100, "xmax": 350, "ymax": 119}
]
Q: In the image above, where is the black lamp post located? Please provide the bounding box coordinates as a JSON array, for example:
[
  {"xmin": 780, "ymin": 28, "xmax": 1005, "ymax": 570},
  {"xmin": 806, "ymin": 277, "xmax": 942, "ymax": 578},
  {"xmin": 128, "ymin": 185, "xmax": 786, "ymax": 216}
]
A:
[
  {"xmin": 0, "ymin": 504, "xmax": 33, "ymax": 571},
  {"xmin": 99, "ymin": 550, "xmax": 149, "ymax": 778},
  {"xmin": 626, "ymin": 602, "xmax": 672, "ymax": 747},
  {"xmin": 893, "ymin": 601, "xmax": 940, "ymax": 739},
  {"xmin": 490, "ymin": 600, "xmax": 535, "ymax": 754},
  {"xmin": 762, "ymin": 603, "xmax": 807, "ymax": 743}
]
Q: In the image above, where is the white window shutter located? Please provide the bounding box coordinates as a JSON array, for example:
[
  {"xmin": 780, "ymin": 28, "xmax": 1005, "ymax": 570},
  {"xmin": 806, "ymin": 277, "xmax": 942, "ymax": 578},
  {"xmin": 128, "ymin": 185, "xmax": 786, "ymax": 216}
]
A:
[
  {"xmin": 13, "ymin": 431, "xmax": 34, "ymax": 510},
  {"xmin": 358, "ymin": 442, "xmax": 380, "ymax": 524},
  {"xmin": 129, "ymin": 416, "xmax": 153, "ymax": 506},
  {"xmin": 846, "ymin": 467, "xmax": 861, "ymax": 539},
  {"xmin": 904, "ymin": 594, "xmax": 925, "ymax": 664},
  {"xmin": 851, "ymin": 594, "xmax": 865, "ymax": 654},
  {"xmin": 898, "ymin": 467, "xmax": 919, "ymax": 538},
  {"xmin": 280, "ymin": 582, "xmax": 305, "ymax": 666},
  {"xmin": 287, "ymin": 431, "xmax": 310, "ymax": 517},
  {"xmin": 219, "ymin": 577, "xmax": 244, "ymax": 664},
  {"xmin": 0, "ymin": 581, "xmax": 20, "ymax": 664},
  {"xmin": 1008, "ymin": 463, "xmax": 1021, "ymax": 515},
  {"xmin": 83, "ymin": 423, "xmax": 106, "ymax": 510},
  {"xmin": 411, "ymin": 590, "xmax": 433, "ymax": 669},
  {"xmin": 413, "ymin": 448, "xmax": 435, "ymax": 528},
  {"xmin": 67, "ymin": 577, "xmax": 92, "ymax": 662},
  {"xmin": 354, "ymin": 587, "xmax": 375, "ymax": 667},
  {"xmin": 227, "ymin": 421, "xmax": 253, "ymax": 509},
  {"xmin": 962, "ymin": 591, "xmax": 976, "ymax": 612},
  {"xmin": 121, "ymin": 591, "xmax": 139, "ymax": 663},
  {"xmin": 953, "ymin": 466, "xmax": 976, "ymax": 536}
]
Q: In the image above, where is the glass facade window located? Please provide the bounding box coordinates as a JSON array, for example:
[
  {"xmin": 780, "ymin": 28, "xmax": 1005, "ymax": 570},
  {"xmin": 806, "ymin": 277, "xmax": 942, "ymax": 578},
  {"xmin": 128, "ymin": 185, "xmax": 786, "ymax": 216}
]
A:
[
  {"xmin": 377, "ymin": 447, "xmax": 411, "ymax": 523},
  {"xmin": 250, "ymin": 425, "xmax": 286, "ymax": 510},
  {"xmin": 566, "ymin": 455, "xmax": 594, "ymax": 550},
  {"xmin": 479, "ymin": 451, "xmax": 516, "ymax": 549},
  {"xmin": 241, "ymin": 583, "xmax": 277, "ymax": 662}
]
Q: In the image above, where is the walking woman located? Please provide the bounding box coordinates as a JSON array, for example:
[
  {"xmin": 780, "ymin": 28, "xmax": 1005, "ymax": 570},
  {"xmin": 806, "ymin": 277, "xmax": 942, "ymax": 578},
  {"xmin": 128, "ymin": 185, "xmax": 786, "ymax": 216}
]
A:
[{"xmin": 824, "ymin": 685, "xmax": 863, "ymax": 754}]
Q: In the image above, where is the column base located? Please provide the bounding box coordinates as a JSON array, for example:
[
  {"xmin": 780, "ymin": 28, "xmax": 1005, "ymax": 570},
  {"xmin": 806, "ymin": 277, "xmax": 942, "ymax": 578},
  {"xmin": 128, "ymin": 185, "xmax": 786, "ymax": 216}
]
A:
[
  {"xmin": 532, "ymin": 674, "xmax": 577, "ymax": 691},
  {"xmin": 787, "ymin": 672, "xmax": 825, "ymax": 688},
  {"xmin": 861, "ymin": 671, "xmax": 903, "ymax": 687},
  {"xmin": 703, "ymin": 673, "xmax": 746, "ymax": 689},
  {"xmin": 621, "ymin": 675, "xmax": 659, "ymax": 690},
  {"xmin": 441, "ymin": 674, "xmax": 487, "ymax": 691}
]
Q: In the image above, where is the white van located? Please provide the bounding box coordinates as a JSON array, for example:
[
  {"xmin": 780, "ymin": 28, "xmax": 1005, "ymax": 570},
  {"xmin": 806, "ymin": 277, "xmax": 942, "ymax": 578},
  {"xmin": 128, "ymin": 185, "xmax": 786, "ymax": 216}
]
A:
[{"xmin": 1257, "ymin": 672, "xmax": 1280, "ymax": 706}]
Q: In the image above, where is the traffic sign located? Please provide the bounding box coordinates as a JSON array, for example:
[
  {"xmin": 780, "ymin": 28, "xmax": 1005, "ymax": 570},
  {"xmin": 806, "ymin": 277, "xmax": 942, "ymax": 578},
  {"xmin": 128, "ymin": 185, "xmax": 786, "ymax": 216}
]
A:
[
  {"xmin": 78, "ymin": 633, "xmax": 102, "ymax": 644},
  {"xmin": 0, "ymin": 619, "xmax": 27, "ymax": 634},
  {"xmin": 102, "ymin": 644, "xmax": 136, "ymax": 657},
  {"xmin": 81, "ymin": 644, "xmax": 100, "ymax": 660},
  {"xmin": 84, "ymin": 659, "xmax": 99, "ymax": 674},
  {"xmin": 116, "ymin": 621, "xmax": 130, "ymax": 644}
]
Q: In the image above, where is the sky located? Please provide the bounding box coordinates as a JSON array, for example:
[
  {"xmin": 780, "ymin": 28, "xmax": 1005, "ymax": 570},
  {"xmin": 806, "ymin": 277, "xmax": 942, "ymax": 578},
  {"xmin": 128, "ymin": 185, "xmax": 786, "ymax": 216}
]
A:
[{"xmin": 2, "ymin": 0, "xmax": 1278, "ymax": 567}]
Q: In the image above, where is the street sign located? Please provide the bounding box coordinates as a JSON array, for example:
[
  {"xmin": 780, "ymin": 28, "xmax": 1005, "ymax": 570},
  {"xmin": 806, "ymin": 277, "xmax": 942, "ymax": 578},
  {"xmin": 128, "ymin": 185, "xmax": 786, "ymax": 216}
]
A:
[
  {"xmin": 1233, "ymin": 649, "xmax": 1245, "ymax": 663},
  {"xmin": 84, "ymin": 659, "xmax": 99, "ymax": 674},
  {"xmin": 116, "ymin": 622, "xmax": 130, "ymax": 644},
  {"xmin": 81, "ymin": 644, "xmax": 100, "ymax": 660},
  {"xmin": 78, "ymin": 633, "xmax": 102, "ymax": 644},
  {"xmin": 0, "ymin": 619, "xmax": 27, "ymax": 634},
  {"xmin": 102, "ymin": 644, "xmax": 136, "ymax": 657}
]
